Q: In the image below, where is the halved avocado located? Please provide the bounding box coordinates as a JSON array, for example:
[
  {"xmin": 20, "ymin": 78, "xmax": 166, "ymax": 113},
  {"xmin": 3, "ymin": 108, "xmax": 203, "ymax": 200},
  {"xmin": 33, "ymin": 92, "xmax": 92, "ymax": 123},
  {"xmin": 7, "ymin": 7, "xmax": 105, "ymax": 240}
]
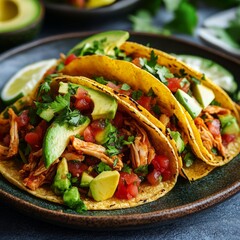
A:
[{"xmin": 0, "ymin": 0, "xmax": 44, "ymax": 51}]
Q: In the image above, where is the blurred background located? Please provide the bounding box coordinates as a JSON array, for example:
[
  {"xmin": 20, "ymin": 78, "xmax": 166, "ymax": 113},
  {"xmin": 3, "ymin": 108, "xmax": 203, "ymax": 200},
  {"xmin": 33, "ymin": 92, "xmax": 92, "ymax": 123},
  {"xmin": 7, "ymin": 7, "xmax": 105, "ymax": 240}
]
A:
[{"xmin": 0, "ymin": 0, "xmax": 240, "ymax": 57}]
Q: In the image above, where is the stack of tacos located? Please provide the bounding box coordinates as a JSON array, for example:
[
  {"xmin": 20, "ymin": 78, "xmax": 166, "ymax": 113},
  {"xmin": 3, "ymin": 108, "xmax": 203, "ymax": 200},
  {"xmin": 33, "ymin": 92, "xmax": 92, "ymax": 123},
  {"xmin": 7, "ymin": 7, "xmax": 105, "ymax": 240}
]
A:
[{"xmin": 0, "ymin": 31, "xmax": 239, "ymax": 212}]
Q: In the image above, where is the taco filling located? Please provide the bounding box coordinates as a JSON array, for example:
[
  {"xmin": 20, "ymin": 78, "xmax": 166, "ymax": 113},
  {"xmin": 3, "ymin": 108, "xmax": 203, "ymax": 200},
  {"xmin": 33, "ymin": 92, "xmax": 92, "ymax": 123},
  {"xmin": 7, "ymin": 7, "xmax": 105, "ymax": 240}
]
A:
[{"xmin": 0, "ymin": 76, "xmax": 178, "ymax": 212}]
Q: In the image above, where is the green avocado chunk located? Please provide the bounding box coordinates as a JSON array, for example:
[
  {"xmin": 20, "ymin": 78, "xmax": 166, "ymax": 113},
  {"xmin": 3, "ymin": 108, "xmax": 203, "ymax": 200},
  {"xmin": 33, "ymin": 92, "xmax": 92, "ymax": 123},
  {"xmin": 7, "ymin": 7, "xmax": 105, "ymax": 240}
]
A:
[
  {"xmin": 80, "ymin": 171, "xmax": 94, "ymax": 188},
  {"xmin": 63, "ymin": 186, "xmax": 87, "ymax": 212},
  {"xmin": 67, "ymin": 30, "xmax": 129, "ymax": 56},
  {"xmin": 219, "ymin": 114, "xmax": 240, "ymax": 134},
  {"xmin": 175, "ymin": 89, "xmax": 203, "ymax": 119},
  {"xmin": 94, "ymin": 121, "xmax": 115, "ymax": 144},
  {"xmin": 52, "ymin": 158, "xmax": 71, "ymax": 195},
  {"xmin": 192, "ymin": 84, "xmax": 215, "ymax": 108},
  {"xmin": 168, "ymin": 130, "xmax": 185, "ymax": 153},
  {"xmin": 59, "ymin": 82, "xmax": 118, "ymax": 120},
  {"xmin": 90, "ymin": 170, "xmax": 120, "ymax": 201},
  {"xmin": 43, "ymin": 118, "xmax": 90, "ymax": 168}
]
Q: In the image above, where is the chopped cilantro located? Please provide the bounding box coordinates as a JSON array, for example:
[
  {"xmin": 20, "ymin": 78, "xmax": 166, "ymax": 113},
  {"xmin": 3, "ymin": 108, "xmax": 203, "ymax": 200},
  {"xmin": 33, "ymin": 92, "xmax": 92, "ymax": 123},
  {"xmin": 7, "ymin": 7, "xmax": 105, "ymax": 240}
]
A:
[
  {"xmin": 210, "ymin": 100, "xmax": 221, "ymax": 106},
  {"xmin": 134, "ymin": 165, "xmax": 149, "ymax": 176},
  {"xmin": 56, "ymin": 109, "xmax": 88, "ymax": 127},
  {"xmin": 156, "ymin": 65, "xmax": 174, "ymax": 84},
  {"xmin": 56, "ymin": 62, "xmax": 65, "ymax": 72},
  {"xmin": 95, "ymin": 162, "xmax": 112, "ymax": 173},
  {"xmin": 132, "ymin": 90, "xmax": 143, "ymax": 100},
  {"xmin": 95, "ymin": 76, "xmax": 108, "ymax": 85},
  {"xmin": 122, "ymin": 164, "xmax": 132, "ymax": 174},
  {"xmin": 152, "ymin": 104, "xmax": 161, "ymax": 116},
  {"xmin": 211, "ymin": 148, "xmax": 218, "ymax": 155},
  {"xmin": 147, "ymin": 87, "xmax": 157, "ymax": 97}
]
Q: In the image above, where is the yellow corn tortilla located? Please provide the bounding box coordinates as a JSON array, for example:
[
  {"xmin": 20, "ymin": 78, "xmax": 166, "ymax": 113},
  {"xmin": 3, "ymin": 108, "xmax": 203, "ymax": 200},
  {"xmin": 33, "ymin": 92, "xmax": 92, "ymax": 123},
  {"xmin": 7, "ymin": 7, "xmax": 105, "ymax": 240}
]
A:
[{"xmin": 0, "ymin": 76, "xmax": 179, "ymax": 210}]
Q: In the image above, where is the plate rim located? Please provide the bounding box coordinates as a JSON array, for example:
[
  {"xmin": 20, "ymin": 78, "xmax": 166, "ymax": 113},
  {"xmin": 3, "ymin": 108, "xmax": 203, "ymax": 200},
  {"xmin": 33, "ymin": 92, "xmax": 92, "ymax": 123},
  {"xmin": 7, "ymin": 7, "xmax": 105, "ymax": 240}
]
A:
[{"xmin": 0, "ymin": 31, "xmax": 239, "ymax": 229}]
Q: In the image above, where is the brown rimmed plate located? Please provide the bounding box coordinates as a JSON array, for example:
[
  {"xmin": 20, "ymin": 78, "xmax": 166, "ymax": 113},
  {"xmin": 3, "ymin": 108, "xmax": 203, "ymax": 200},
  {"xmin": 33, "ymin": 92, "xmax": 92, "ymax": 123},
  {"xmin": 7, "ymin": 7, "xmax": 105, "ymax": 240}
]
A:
[{"xmin": 0, "ymin": 32, "xmax": 239, "ymax": 230}]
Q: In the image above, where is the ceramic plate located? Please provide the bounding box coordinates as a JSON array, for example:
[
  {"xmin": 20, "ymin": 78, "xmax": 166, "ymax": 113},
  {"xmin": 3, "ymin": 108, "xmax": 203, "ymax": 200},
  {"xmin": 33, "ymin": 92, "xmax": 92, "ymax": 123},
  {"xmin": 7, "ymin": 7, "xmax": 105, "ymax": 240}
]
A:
[{"xmin": 0, "ymin": 32, "xmax": 239, "ymax": 230}]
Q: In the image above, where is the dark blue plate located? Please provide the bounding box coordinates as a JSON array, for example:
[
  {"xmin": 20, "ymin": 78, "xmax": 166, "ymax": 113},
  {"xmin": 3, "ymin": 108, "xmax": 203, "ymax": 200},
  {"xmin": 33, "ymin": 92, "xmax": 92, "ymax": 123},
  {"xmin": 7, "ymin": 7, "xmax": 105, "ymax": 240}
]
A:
[{"xmin": 0, "ymin": 32, "xmax": 239, "ymax": 230}]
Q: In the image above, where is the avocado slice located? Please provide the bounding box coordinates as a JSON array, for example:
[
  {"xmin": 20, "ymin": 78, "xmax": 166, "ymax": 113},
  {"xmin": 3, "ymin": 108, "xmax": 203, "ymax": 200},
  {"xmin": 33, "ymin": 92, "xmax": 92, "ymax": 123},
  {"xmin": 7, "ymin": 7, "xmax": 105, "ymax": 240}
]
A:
[
  {"xmin": 175, "ymin": 89, "xmax": 203, "ymax": 119},
  {"xmin": 168, "ymin": 129, "xmax": 185, "ymax": 153},
  {"xmin": 59, "ymin": 82, "xmax": 118, "ymax": 120},
  {"xmin": 80, "ymin": 172, "xmax": 94, "ymax": 188},
  {"xmin": 219, "ymin": 114, "xmax": 240, "ymax": 134},
  {"xmin": 192, "ymin": 84, "xmax": 215, "ymax": 108},
  {"xmin": 89, "ymin": 170, "xmax": 120, "ymax": 201},
  {"xmin": 52, "ymin": 158, "xmax": 71, "ymax": 195},
  {"xmin": 43, "ymin": 118, "xmax": 90, "ymax": 168},
  {"xmin": 67, "ymin": 30, "xmax": 129, "ymax": 56},
  {"xmin": 95, "ymin": 121, "xmax": 116, "ymax": 144},
  {"xmin": 0, "ymin": 0, "xmax": 44, "ymax": 50}
]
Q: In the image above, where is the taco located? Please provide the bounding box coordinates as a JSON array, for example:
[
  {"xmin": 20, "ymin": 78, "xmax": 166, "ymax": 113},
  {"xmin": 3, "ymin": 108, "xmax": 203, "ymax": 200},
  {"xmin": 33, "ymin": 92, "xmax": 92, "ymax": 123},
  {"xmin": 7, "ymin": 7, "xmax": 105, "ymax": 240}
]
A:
[
  {"xmin": 63, "ymin": 32, "xmax": 240, "ymax": 179},
  {"xmin": 0, "ymin": 75, "xmax": 179, "ymax": 211},
  {"xmin": 61, "ymin": 55, "xmax": 215, "ymax": 181}
]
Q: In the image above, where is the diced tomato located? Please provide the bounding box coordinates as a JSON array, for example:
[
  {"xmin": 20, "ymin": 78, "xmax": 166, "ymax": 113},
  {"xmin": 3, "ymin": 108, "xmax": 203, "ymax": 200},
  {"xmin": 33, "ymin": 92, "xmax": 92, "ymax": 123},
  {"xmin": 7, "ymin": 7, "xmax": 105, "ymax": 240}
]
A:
[
  {"xmin": 147, "ymin": 169, "xmax": 161, "ymax": 185},
  {"xmin": 115, "ymin": 172, "xmax": 141, "ymax": 200},
  {"xmin": 16, "ymin": 110, "xmax": 30, "ymax": 128},
  {"xmin": 68, "ymin": 160, "xmax": 88, "ymax": 178},
  {"xmin": 137, "ymin": 96, "xmax": 152, "ymax": 112},
  {"xmin": 206, "ymin": 119, "xmax": 221, "ymax": 137},
  {"xmin": 24, "ymin": 120, "xmax": 47, "ymax": 149},
  {"xmin": 127, "ymin": 184, "xmax": 139, "ymax": 198},
  {"xmin": 123, "ymin": 172, "xmax": 141, "ymax": 186},
  {"xmin": 64, "ymin": 54, "xmax": 77, "ymax": 65},
  {"xmin": 167, "ymin": 78, "xmax": 190, "ymax": 93},
  {"xmin": 222, "ymin": 134, "xmax": 236, "ymax": 147},
  {"xmin": 161, "ymin": 169, "xmax": 172, "ymax": 181},
  {"xmin": 25, "ymin": 132, "xmax": 41, "ymax": 148},
  {"xmin": 151, "ymin": 155, "xmax": 170, "ymax": 172},
  {"xmin": 74, "ymin": 88, "xmax": 93, "ymax": 113},
  {"xmin": 112, "ymin": 112, "xmax": 124, "ymax": 128},
  {"xmin": 83, "ymin": 126, "xmax": 95, "ymax": 143},
  {"xmin": 166, "ymin": 78, "xmax": 182, "ymax": 93}
]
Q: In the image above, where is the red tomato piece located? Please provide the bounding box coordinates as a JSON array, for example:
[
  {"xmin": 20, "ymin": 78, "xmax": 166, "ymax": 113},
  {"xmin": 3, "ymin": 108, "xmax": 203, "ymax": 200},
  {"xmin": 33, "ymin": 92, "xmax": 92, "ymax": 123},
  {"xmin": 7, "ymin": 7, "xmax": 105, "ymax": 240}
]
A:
[
  {"xmin": 137, "ymin": 96, "xmax": 152, "ymax": 112},
  {"xmin": 115, "ymin": 172, "xmax": 141, "ymax": 200},
  {"xmin": 222, "ymin": 134, "xmax": 236, "ymax": 147},
  {"xmin": 147, "ymin": 169, "xmax": 161, "ymax": 185},
  {"xmin": 25, "ymin": 132, "xmax": 41, "ymax": 148},
  {"xmin": 83, "ymin": 126, "xmax": 95, "ymax": 143},
  {"xmin": 68, "ymin": 160, "xmax": 88, "ymax": 178},
  {"xmin": 161, "ymin": 169, "xmax": 172, "ymax": 181},
  {"xmin": 64, "ymin": 54, "xmax": 77, "ymax": 65},
  {"xmin": 68, "ymin": 0, "xmax": 85, "ymax": 7},
  {"xmin": 16, "ymin": 110, "xmax": 29, "ymax": 128},
  {"xmin": 74, "ymin": 88, "xmax": 93, "ymax": 112},
  {"xmin": 206, "ymin": 119, "xmax": 221, "ymax": 137},
  {"xmin": 151, "ymin": 155, "xmax": 170, "ymax": 172},
  {"xmin": 166, "ymin": 78, "xmax": 182, "ymax": 93}
]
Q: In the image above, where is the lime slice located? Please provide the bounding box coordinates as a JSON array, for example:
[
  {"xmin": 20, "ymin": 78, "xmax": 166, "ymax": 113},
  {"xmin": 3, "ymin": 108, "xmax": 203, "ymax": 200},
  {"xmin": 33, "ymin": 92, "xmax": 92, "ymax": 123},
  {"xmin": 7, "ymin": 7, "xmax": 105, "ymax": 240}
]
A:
[
  {"xmin": 1, "ymin": 59, "xmax": 57, "ymax": 105},
  {"xmin": 176, "ymin": 55, "xmax": 237, "ymax": 93}
]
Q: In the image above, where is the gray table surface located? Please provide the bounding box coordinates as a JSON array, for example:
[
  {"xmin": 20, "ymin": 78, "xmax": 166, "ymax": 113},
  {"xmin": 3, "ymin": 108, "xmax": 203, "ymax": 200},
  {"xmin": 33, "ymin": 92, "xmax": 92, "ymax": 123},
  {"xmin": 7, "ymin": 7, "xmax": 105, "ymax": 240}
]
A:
[{"xmin": 0, "ymin": 3, "xmax": 239, "ymax": 240}]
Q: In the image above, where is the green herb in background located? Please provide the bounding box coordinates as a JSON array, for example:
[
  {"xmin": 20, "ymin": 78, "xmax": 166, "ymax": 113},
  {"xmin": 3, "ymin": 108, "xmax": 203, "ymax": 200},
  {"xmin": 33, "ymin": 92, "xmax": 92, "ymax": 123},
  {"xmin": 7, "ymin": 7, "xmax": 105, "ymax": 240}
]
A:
[
  {"xmin": 130, "ymin": 0, "xmax": 240, "ymax": 36},
  {"xmin": 203, "ymin": 6, "xmax": 240, "ymax": 50}
]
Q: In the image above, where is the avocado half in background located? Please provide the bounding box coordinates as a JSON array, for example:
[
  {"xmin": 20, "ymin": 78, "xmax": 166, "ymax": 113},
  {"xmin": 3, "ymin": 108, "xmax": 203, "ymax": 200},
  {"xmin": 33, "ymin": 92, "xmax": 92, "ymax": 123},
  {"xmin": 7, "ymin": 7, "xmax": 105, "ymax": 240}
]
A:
[{"xmin": 0, "ymin": 0, "xmax": 44, "ymax": 52}]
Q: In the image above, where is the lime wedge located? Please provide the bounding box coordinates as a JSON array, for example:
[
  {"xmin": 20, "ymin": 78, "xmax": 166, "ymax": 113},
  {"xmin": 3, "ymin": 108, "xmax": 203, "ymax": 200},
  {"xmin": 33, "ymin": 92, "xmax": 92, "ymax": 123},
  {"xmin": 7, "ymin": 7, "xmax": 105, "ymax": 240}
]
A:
[
  {"xmin": 1, "ymin": 59, "xmax": 57, "ymax": 105},
  {"xmin": 176, "ymin": 55, "xmax": 237, "ymax": 93}
]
